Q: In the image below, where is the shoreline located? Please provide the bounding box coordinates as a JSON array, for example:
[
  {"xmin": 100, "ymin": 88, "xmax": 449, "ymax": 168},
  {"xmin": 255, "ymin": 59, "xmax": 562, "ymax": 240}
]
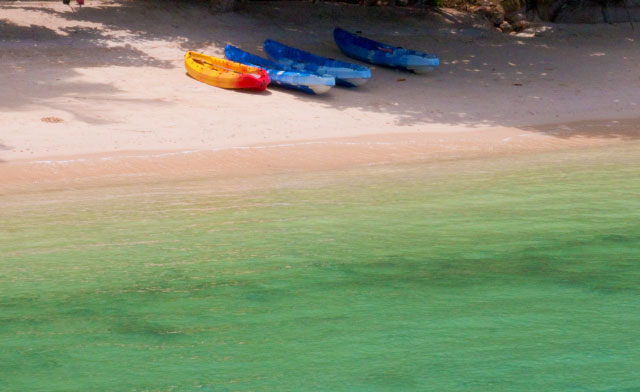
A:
[{"xmin": 2, "ymin": 122, "xmax": 636, "ymax": 195}]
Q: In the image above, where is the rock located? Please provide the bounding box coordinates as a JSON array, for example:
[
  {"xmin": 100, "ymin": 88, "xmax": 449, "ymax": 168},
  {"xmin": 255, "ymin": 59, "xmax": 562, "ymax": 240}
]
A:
[
  {"xmin": 506, "ymin": 11, "xmax": 526, "ymax": 24},
  {"xmin": 499, "ymin": 20, "xmax": 514, "ymax": 32},
  {"xmin": 476, "ymin": 5, "xmax": 505, "ymax": 26},
  {"xmin": 490, "ymin": 12, "xmax": 505, "ymax": 26},
  {"xmin": 501, "ymin": 0, "xmax": 526, "ymax": 14},
  {"xmin": 512, "ymin": 19, "xmax": 531, "ymax": 31}
]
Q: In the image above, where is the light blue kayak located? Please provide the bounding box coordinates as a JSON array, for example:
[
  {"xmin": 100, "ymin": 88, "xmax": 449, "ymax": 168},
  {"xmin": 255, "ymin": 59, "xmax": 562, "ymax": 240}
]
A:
[
  {"xmin": 263, "ymin": 39, "xmax": 371, "ymax": 88},
  {"xmin": 224, "ymin": 45, "xmax": 335, "ymax": 95},
  {"xmin": 333, "ymin": 27, "xmax": 439, "ymax": 74}
]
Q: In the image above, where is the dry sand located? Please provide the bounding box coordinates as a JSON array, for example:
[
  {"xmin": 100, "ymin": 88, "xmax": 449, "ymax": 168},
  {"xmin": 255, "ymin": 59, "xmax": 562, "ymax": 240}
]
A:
[{"xmin": 1, "ymin": 0, "xmax": 639, "ymax": 192}]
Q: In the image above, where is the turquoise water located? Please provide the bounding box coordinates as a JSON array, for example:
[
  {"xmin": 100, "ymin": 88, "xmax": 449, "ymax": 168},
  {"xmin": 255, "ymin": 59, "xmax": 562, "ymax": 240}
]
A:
[{"xmin": 1, "ymin": 145, "xmax": 639, "ymax": 391}]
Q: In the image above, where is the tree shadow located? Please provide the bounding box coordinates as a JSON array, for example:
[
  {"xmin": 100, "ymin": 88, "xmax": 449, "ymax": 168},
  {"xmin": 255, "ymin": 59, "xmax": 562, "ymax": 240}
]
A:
[
  {"xmin": 17, "ymin": 0, "xmax": 237, "ymax": 52},
  {"xmin": 216, "ymin": 1, "xmax": 640, "ymax": 139},
  {"xmin": 0, "ymin": 12, "xmax": 173, "ymax": 120}
]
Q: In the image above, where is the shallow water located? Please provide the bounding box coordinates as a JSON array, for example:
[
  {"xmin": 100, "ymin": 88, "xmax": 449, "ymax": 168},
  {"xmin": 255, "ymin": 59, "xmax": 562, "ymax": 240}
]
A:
[{"xmin": 1, "ymin": 144, "xmax": 639, "ymax": 391}]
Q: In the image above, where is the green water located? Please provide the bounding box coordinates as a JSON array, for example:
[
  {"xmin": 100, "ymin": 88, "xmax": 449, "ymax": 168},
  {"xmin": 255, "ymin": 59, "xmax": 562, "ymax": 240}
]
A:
[{"xmin": 1, "ymin": 145, "xmax": 639, "ymax": 391}]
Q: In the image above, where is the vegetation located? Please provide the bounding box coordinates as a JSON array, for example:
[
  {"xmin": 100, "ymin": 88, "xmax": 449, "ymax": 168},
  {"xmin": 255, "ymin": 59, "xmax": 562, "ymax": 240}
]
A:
[{"xmin": 207, "ymin": 0, "xmax": 639, "ymax": 24}]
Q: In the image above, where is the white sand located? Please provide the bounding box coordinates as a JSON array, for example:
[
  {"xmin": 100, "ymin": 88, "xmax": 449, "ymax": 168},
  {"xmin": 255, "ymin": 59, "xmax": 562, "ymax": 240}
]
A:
[{"xmin": 1, "ymin": 0, "xmax": 639, "ymax": 189}]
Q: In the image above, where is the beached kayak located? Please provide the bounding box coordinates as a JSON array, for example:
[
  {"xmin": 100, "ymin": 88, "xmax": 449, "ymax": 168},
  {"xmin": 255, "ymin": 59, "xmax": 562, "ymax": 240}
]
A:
[
  {"xmin": 184, "ymin": 51, "xmax": 270, "ymax": 91},
  {"xmin": 263, "ymin": 39, "xmax": 371, "ymax": 87},
  {"xmin": 333, "ymin": 27, "xmax": 439, "ymax": 74},
  {"xmin": 224, "ymin": 45, "xmax": 335, "ymax": 95}
]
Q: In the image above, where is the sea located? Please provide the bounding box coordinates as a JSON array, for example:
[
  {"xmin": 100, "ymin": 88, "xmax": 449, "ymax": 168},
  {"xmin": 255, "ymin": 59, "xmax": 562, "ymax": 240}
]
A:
[{"xmin": 1, "ymin": 143, "xmax": 639, "ymax": 391}]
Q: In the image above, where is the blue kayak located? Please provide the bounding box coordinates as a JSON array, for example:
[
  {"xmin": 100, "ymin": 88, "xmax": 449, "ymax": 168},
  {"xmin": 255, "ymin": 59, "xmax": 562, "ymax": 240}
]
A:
[
  {"xmin": 263, "ymin": 39, "xmax": 371, "ymax": 88},
  {"xmin": 333, "ymin": 27, "xmax": 439, "ymax": 74},
  {"xmin": 224, "ymin": 45, "xmax": 335, "ymax": 95}
]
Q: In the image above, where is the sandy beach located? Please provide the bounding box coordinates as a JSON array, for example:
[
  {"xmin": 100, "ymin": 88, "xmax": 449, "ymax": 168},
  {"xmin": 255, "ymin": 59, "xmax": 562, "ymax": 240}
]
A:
[
  {"xmin": 3, "ymin": 3, "xmax": 640, "ymax": 389},
  {"xmin": 1, "ymin": 0, "xmax": 639, "ymax": 192}
]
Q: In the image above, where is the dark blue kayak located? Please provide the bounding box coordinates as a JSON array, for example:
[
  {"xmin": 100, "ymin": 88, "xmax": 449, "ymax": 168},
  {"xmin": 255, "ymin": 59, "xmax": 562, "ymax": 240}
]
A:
[
  {"xmin": 333, "ymin": 27, "xmax": 439, "ymax": 74},
  {"xmin": 224, "ymin": 45, "xmax": 335, "ymax": 95},
  {"xmin": 263, "ymin": 39, "xmax": 371, "ymax": 88}
]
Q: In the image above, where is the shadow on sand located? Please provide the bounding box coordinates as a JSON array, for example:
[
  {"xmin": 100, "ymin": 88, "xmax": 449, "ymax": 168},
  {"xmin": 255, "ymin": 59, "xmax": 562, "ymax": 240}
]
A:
[
  {"xmin": 0, "ymin": 142, "xmax": 10, "ymax": 163},
  {"xmin": 2, "ymin": 0, "xmax": 639, "ymax": 140},
  {"xmin": 0, "ymin": 16, "xmax": 173, "ymax": 123}
]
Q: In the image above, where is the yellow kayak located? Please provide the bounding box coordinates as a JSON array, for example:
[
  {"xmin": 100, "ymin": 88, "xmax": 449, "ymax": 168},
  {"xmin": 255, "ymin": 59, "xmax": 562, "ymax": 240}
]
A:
[{"xmin": 184, "ymin": 51, "xmax": 270, "ymax": 91}]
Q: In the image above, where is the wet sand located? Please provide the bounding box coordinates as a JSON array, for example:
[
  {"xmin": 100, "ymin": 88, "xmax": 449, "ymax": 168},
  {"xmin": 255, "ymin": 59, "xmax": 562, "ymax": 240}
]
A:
[{"xmin": 2, "ymin": 122, "xmax": 637, "ymax": 194}]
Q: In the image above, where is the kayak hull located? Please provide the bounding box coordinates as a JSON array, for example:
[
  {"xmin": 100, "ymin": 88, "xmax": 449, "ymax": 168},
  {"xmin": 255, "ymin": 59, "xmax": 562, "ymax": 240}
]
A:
[
  {"xmin": 264, "ymin": 39, "xmax": 371, "ymax": 87},
  {"xmin": 224, "ymin": 45, "xmax": 335, "ymax": 95},
  {"xmin": 184, "ymin": 51, "xmax": 270, "ymax": 91},
  {"xmin": 333, "ymin": 28, "xmax": 439, "ymax": 73}
]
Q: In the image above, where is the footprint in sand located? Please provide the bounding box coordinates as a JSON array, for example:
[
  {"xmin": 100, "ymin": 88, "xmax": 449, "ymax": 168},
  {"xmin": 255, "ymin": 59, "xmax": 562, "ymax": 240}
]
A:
[{"xmin": 41, "ymin": 117, "xmax": 64, "ymax": 123}]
